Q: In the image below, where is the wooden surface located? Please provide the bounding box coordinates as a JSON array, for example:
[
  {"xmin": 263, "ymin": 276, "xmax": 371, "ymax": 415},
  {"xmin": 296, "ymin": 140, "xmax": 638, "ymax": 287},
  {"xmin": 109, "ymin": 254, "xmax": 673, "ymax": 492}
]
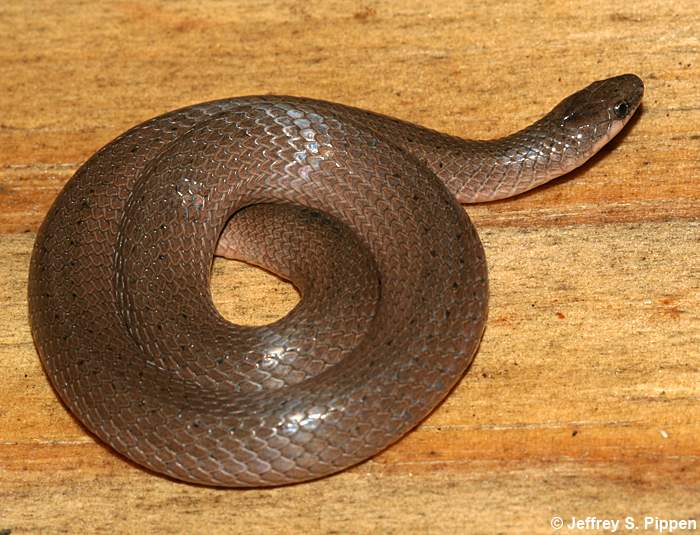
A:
[{"xmin": 1, "ymin": 1, "xmax": 698, "ymax": 533}]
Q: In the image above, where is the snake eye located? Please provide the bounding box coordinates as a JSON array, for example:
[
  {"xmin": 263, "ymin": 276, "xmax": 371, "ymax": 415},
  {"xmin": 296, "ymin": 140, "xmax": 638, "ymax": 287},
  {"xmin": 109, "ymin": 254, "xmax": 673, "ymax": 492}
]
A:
[{"xmin": 613, "ymin": 100, "xmax": 630, "ymax": 118}]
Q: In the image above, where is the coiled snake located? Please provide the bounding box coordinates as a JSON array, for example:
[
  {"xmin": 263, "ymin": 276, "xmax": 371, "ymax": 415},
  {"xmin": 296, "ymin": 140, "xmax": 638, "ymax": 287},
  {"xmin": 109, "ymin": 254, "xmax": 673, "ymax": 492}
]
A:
[{"xmin": 28, "ymin": 74, "xmax": 643, "ymax": 487}]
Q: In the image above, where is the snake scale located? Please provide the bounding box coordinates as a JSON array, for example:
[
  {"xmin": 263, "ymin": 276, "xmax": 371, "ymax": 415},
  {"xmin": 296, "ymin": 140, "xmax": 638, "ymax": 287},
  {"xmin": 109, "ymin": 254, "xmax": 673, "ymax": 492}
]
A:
[{"xmin": 28, "ymin": 74, "xmax": 643, "ymax": 487}]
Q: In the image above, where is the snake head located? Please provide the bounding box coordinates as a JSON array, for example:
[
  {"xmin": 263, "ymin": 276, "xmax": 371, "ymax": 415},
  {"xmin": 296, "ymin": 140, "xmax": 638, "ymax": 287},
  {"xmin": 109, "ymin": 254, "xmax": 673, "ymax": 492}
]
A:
[{"xmin": 550, "ymin": 73, "xmax": 644, "ymax": 165}]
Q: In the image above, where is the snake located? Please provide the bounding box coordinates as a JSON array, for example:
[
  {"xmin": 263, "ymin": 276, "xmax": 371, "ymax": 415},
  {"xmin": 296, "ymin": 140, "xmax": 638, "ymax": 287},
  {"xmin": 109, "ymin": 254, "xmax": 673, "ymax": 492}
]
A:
[{"xmin": 28, "ymin": 74, "xmax": 643, "ymax": 487}]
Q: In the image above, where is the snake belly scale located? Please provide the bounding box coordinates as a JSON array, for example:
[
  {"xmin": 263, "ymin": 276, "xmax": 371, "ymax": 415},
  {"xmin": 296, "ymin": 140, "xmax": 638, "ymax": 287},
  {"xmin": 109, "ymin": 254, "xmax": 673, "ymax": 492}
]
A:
[{"xmin": 28, "ymin": 74, "xmax": 643, "ymax": 487}]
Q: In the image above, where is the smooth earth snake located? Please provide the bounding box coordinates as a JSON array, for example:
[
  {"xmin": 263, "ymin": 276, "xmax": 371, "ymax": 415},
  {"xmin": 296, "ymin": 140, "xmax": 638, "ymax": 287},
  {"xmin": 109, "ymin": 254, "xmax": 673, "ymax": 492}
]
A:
[{"xmin": 28, "ymin": 74, "xmax": 644, "ymax": 487}]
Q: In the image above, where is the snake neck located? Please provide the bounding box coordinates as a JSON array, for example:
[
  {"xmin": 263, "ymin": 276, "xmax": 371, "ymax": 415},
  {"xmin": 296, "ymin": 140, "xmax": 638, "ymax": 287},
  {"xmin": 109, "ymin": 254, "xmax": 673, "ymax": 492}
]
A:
[
  {"xmin": 362, "ymin": 112, "xmax": 581, "ymax": 205},
  {"xmin": 417, "ymin": 118, "xmax": 587, "ymax": 204}
]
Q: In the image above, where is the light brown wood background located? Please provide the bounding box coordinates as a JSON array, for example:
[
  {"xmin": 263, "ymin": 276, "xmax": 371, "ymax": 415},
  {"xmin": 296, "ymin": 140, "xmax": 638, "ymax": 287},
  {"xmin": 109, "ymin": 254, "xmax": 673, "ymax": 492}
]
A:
[{"xmin": 1, "ymin": 1, "xmax": 698, "ymax": 533}]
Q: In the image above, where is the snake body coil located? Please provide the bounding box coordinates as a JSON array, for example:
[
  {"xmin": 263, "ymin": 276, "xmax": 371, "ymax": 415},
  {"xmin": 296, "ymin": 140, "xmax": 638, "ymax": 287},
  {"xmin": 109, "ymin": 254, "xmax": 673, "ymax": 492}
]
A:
[{"xmin": 28, "ymin": 75, "xmax": 643, "ymax": 487}]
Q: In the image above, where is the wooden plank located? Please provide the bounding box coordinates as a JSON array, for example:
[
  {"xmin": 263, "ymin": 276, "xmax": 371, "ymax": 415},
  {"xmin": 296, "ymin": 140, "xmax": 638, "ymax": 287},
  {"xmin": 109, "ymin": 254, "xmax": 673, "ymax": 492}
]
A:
[
  {"xmin": 2, "ymin": 219, "xmax": 698, "ymax": 533},
  {"xmin": 1, "ymin": 2, "xmax": 698, "ymax": 234},
  {"xmin": 1, "ymin": 0, "xmax": 698, "ymax": 533}
]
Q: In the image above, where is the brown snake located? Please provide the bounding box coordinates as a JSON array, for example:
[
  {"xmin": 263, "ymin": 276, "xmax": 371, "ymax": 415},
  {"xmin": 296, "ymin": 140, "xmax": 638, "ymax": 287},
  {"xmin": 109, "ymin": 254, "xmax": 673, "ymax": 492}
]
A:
[{"xmin": 28, "ymin": 74, "xmax": 643, "ymax": 487}]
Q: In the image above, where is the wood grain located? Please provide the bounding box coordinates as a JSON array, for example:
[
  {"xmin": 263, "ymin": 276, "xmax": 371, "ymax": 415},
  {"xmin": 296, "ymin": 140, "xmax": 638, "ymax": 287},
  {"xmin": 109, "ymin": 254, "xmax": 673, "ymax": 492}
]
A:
[{"xmin": 1, "ymin": 1, "xmax": 698, "ymax": 533}]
